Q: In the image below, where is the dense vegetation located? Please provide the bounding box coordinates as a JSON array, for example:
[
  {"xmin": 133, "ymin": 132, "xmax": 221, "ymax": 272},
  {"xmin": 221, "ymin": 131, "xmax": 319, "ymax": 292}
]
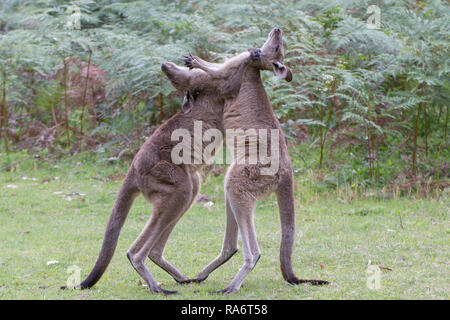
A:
[{"xmin": 0, "ymin": 0, "xmax": 448, "ymax": 194}]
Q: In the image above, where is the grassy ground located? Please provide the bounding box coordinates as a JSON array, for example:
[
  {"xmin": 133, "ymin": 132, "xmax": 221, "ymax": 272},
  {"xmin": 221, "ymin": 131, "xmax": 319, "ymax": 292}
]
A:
[{"xmin": 0, "ymin": 152, "xmax": 448, "ymax": 300}]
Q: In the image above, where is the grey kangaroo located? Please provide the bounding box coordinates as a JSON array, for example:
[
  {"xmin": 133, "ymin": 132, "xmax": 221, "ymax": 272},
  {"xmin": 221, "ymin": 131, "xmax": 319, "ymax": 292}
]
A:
[
  {"xmin": 76, "ymin": 49, "xmax": 261, "ymax": 295},
  {"xmin": 181, "ymin": 28, "xmax": 329, "ymax": 293}
]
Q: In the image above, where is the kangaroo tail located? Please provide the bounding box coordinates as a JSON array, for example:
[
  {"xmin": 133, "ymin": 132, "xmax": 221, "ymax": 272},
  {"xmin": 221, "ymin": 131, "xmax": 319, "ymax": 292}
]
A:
[
  {"xmin": 79, "ymin": 169, "xmax": 140, "ymax": 289},
  {"xmin": 276, "ymin": 175, "xmax": 329, "ymax": 286},
  {"xmin": 276, "ymin": 177, "xmax": 299, "ymax": 283}
]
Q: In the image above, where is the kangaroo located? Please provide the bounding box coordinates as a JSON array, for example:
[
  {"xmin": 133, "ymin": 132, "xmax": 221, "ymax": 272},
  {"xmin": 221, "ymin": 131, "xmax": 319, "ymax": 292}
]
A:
[
  {"xmin": 75, "ymin": 49, "xmax": 261, "ymax": 295},
  {"xmin": 181, "ymin": 28, "xmax": 329, "ymax": 293}
]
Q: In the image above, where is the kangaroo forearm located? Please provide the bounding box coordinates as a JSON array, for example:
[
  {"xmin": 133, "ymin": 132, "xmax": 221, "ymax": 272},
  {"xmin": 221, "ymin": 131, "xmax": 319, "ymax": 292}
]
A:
[
  {"xmin": 194, "ymin": 52, "xmax": 251, "ymax": 80},
  {"xmin": 193, "ymin": 63, "xmax": 223, "ymax": 79},
  {"xmin": 192, "ymin": 56, "xmax": 220, "ymax": 69}
]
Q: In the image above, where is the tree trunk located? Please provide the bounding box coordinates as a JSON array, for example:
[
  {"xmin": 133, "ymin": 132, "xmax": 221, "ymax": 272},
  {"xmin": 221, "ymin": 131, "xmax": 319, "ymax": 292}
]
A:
[
  {"xmin": 319, "ymin": 80, "xmax": 336, "ymax": 168},
  {"xmin": 0, "ymin": 71, "xmax": 8, "ymax": 154},
  {"xmin": 423, "ymin": 101, "xmax": 428, "ymax": 157},
  {"xmin": 63, "ymin": 58, "xmax": 70, "ymax": 147},
  {"xmin": 51, "ymin": 95, "xmax": 58, "ymax": 127},
  {"xmin": 436, "ymin": 106, "xmax": 448, "ymax": 196},
  {"xmin": 367, "ymin": 127, "xmax": 375, "ymax": 183},
  {"xmin": 319, "ymin": 101, "xmax": 333, "ymax": 169},
  {"xmin": 412, "ymin": 98, "xmax": 421, "ymax": 176},
  {"xmin": 80, "ymin": 48, "xmax": 92, "ymax": 136}
]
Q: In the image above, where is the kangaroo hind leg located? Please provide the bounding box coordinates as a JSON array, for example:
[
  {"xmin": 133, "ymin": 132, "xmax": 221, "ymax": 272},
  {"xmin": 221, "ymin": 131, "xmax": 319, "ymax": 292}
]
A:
[
  {"xmin": 192, "ymin": 194, "xmax": 239, "ymax": 283},
  {"xmin": 147, "ymin": 173, "xmax": 200, "ymax": 284},
  {"xmin": 127, "ymin": 174, "xmax": 194, "ymax": 295},
  {"xmin": 220, "ymin": 187, "xmax": 260, "ymax": 294}
]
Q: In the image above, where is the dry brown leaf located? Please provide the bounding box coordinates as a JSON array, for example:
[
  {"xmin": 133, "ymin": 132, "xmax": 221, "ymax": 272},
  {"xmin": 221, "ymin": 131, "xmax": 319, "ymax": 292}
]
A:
[{"xmin": 378, "ymin": 264, "xmax": 393, "ymax": 271}]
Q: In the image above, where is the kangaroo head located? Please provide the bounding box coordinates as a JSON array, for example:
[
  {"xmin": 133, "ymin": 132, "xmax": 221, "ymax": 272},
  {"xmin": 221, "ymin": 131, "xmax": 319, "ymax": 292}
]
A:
[
  {"xmin": 162, "ymin": 62, "xmax": 198, "ymax": 91},
  {"xmin": 161, "ymin": 62, "xmax": 204, "ymax": 113},
  {"xmin": 259, "ymin": 28, "xmax": 292, "ymax": 82}
]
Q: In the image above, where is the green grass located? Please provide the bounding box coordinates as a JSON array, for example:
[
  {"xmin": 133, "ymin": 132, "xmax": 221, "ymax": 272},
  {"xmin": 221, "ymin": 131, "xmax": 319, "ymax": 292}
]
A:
[{"xmin": 0, "ymin": 152, "xmax": 448, "ymax": 300}]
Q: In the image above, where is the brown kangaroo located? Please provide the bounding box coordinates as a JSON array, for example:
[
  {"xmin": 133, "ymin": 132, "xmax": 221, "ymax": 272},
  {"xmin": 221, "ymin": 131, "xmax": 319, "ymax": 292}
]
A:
[
  {"xmin": 182, "ymin": 28, "xmax": 329, "ymax": 293},
  {"xmin": 76, "ymin": 49, "xmax": 261, "ymax": 295}
]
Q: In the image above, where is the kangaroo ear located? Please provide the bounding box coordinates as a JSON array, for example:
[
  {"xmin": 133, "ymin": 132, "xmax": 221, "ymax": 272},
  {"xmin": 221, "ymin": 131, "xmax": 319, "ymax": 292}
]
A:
[
  {"xmin": 182, "ymin": 91, "xmax": 194, "ymax": 114},
  {"xmin": 272, "ymin": 62, "xmax": 293, "ymax": 82}
]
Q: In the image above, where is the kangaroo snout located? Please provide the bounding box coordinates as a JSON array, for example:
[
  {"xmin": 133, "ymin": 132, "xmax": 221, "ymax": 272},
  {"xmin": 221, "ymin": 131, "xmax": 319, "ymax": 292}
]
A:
[
  {"xmin": 161, "ymin": 62, "xmax": 174, "ymax": 74},
  {"xmin": 161, "ymin": 62, "xmax": 181, "ymax": 86},
  {"xmin": 271, "ymin": 27, "xmax": 282, "ymax": 38}
]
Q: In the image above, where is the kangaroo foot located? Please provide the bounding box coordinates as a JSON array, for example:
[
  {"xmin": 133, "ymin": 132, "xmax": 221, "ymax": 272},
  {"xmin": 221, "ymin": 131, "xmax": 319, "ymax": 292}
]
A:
[
  {"xmin": 175, "ymin": 278, "xmax": 192, "ymax": 285},
  {"xmin": 190, "ymin": 276, "xmax": 208, "ymax": 283},
  {"xmin": 209, "ymin": 284, "xmax": 241, "ymax": 295},
  {"xmin": 151, "ymin": 287, "xmax": 178, "ymax": 295}
]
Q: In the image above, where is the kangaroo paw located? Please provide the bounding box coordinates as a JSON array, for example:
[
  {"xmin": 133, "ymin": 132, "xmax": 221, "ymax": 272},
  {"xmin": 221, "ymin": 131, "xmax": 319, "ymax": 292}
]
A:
[
  {"xmin": 182, "ymin": 55, "xmax": 194, "ymax": 69},
  {"xmin": 182, "ymin": 54, "xmax": 200, "ymax": 70},
  {"xmin": 248, "ymin": 48, "xmax": 262, "ymax": 61}
]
